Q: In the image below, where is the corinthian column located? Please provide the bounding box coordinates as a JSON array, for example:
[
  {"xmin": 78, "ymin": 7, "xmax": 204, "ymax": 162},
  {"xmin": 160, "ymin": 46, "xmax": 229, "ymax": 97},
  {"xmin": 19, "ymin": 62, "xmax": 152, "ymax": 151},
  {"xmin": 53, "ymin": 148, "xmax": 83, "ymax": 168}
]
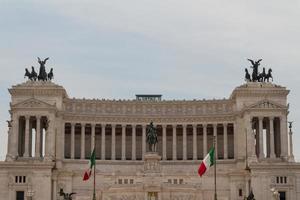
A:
[
  {"xmin": 223, "ymin": 123, "xmax": 228, "ymax": 159},
  {"xmin": 193, "ymin": 124, "xmax": 197, "ymax": 160},
  {"xmin": 142, "ymin": 124, "xmax": 146, "ymax": 159},
  {"xmin": 203, "ymin": 124, "xmax": 207, "ymax": 157},
  {"xmin": 81, "ymin": 123, "xmax": 85, "ymax": 159},
  {"xmin": 91, "ymin": 123, "xmax": 96, "ymax": 151},
  {"xmin": 162, "ymin": 125, "xmax": 167, "ymax": 160},
  {"xmin": 258, "ymin": 117, "xmax": 265, "ymax": 159},
  {"xmin": 280, "ymin": 116, "xmax": 288, "ymax": 159},
  {"xmin": 122, "ymin": 124, "xmax": 126, "ymax": 160},
  {"xmin": 111, "ymin": 124, "xmax": 116, "ymax": 160},
  {"xmin": 172, "ymin": 124, "xmax": 177, "ymax": 160},
  {"xmin": 23, "ymin": 115, "xmax": 30, "ymax": 157},
  {"xmin": 132, "ymin": 124, "xmax": 136, "ymax": 160},
  {"xmin": 35, "ymin": 116, "xmax": 41, "ymax": 158},
  {"xmin": 213, "ymin": 124, "xmax": 218, "ymax": 159},
  {"xmin": 269, "ymin": 117, "xmax": 276, "ymax": 159},
  {"xmin": 182, "ymin": 124, "xmax": 187, "ymax": 160},
  {"xmin": 101, "ymin": 124, "xmax": 106, "ymax": 160},
  {"xmin": 70, "ymin": 123, "xmax": 75, "ymax": 159}
]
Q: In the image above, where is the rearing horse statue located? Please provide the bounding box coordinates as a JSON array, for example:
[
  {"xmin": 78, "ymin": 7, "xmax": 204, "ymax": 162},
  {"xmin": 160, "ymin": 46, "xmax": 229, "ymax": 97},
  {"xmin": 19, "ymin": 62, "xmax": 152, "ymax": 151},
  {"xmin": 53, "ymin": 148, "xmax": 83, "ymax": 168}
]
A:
[{"xmin": 146, "ymin": 121, "xmax": 158, "ymax": 152}]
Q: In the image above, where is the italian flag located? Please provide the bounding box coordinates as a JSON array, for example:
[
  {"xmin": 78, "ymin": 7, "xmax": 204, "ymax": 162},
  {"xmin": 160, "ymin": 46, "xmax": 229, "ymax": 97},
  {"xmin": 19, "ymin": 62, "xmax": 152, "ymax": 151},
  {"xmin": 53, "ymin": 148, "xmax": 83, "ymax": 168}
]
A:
[
  {"xmin": 83, "ymin": 149, "xmax": 96, "ymax": 181},
  {"xmin": 198, "ymin": 147, "xmax": 215, "ymax": 177}
]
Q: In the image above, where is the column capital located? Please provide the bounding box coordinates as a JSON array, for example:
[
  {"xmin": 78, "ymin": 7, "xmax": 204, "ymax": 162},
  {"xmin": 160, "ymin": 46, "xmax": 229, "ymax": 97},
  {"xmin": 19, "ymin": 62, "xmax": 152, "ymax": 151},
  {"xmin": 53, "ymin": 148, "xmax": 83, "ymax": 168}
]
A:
[
  {"xmin": 172, "ymin": 124, "xmax": 177, "ymax": 128},
  {"xmin": 81, "ymin": 122, "xmax": 86, "ymax": 126},
  {"xmin": 182, "ymin": 124, "xmax": 187, "ymax": 128},
  {"xmin": 213, "ymin": 123, "xmax": 218, "ymax": 128},
  {"xmin": 258, "ymin": 116, "xmax": 264, "ymax": 121},
  {"xmin": 202, "ymin": 123, "xmax": 207, "ymax": 128},
  {"xmin": 35, "ymin": 115, "xmax": 41, "ymax": 120},
  {"xmin": 111, "ymin": 124, "xmax": 116, "ymax": 128},
  {"xmin": 269, "ymin": 116, "xmax": 275, "ymax": 121},
  {"xmin": 121, "ymin": 124, "xmax": 127, "ymax": 128},
  {"xmin": 91, "ymin": 123, "xmax": 96, "ymax": 127},
  {"xmin": 101, "ymin": 124, "xmax": 106, "ymax": 128},
  {"xmin": 25, "ymin": 115, "xmax": 30, "ymax": 120},
  {"xmin": 131, "ymin": 124, "xmax": 136, "ymax": 128},
  {"xmin": 161, "ymin": 124, "xmax": 167, "ymax": 128},
  {"xmin": 223, "ymin": 123, "xmax": 228, "ymax": 127}
]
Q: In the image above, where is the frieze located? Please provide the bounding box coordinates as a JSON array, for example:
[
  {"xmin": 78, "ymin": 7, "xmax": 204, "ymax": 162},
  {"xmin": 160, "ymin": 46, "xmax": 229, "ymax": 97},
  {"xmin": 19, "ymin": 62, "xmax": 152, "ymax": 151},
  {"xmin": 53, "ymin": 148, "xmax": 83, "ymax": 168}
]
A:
[
  {"xmin": 62, "ymin": 115, "xmax": 236, "ymax": 124},
  {"xmin": 63, "ymin": 98, "xmax": 234, "ymax": 117}
]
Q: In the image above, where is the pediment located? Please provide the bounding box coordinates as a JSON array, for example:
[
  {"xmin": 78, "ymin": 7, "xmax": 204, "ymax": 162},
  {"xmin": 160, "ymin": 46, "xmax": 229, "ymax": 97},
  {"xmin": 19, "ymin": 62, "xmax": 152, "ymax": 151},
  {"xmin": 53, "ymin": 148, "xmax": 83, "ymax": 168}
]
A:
[
  {"xmin": 246, "ymin": 100, "xmax": 287, "ymax": 110},
  {"xmin": 11, "ymin": 98, "xmax": 55, "ymax": 109}
]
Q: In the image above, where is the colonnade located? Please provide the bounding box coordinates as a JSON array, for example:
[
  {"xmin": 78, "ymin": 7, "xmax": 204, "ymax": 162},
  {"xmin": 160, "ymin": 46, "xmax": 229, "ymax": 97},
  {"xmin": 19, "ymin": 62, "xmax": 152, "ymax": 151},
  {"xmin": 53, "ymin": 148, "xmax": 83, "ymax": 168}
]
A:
[
  {"xmin": 64, "ymin": 122, "xmax": 235, "ymax": 161},
  {"xmin": 251, "ymin": 116, "xmax": 288, "ymax": 159},
  {"xmin": 7, "ymin": 115, "xmax": 52, "ymax": 159}
]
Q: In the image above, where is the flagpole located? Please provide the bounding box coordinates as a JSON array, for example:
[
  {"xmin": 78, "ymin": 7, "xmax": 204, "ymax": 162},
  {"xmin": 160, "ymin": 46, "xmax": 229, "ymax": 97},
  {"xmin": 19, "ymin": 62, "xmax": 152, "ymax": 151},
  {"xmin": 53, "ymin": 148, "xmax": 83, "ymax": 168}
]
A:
[
  {"xmin": 93, "ymin": 133, "xmax": 96, "ymax": 200},
  {"xmin": 214, "ymin": 135, "xmax": 217, "ymax": 200}
]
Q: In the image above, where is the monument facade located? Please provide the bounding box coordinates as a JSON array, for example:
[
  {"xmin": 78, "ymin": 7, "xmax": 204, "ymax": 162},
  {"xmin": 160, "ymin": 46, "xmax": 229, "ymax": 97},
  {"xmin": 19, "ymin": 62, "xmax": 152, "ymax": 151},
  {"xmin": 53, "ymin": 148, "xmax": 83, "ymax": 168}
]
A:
[{"xmin": 0, "ymin": 59, "xmax": 299, "ymax": 200}]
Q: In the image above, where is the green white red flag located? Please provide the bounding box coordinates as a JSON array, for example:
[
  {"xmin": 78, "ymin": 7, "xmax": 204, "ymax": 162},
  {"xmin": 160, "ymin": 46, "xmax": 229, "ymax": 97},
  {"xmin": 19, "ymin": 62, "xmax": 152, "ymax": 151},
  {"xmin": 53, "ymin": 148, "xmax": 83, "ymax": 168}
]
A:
[
  {"xmin": 83, "ymin": 149, "xmax": 96, "ymax": 181},
  {"xmin": 198, "ymin": 147, "xmax": 215, "ymax": 177}
]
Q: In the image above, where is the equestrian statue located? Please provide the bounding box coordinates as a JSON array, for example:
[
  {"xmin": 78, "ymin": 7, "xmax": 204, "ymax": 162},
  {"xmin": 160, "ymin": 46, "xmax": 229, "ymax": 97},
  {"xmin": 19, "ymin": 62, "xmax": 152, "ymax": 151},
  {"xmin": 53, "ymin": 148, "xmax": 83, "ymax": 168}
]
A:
[{"xmin": 146, "ymin": 121, "xmax": 158, "ymax": 152}]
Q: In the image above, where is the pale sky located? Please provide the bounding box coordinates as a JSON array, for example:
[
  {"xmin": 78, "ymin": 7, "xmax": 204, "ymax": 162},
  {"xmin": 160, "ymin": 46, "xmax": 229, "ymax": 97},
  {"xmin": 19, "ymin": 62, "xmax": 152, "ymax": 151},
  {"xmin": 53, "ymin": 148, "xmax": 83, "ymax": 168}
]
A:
[{"xmin": 0, "ymin": 0, "xmax": 300, "ymax": 161}]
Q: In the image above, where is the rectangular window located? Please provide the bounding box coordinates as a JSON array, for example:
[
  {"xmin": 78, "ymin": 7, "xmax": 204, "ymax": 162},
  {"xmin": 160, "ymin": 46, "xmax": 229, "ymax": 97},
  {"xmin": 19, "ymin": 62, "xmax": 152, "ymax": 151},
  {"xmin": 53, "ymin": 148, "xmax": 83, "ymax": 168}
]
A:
[
  {"xmin": 23, "ymin": 176, "xmax": 26, "ymax": 183},
  {"xmin": 280, "ymin": 177, "xmax": 283, "ymax": 184},
  {"xmin": 118, "ymin": 179, "xmax": 122, "ymax": 184},
  {"xmin": 179, "ymin": 179, "xmax": 183, "ymax": 184},
  {"xmin": 16, "ymin": 191, "xmax": 24, "ymax": 200},
  {"xmin": 239, "ymin": 189, "xmax": 243, "ymax": 197},
  {"xmin": 284, "ymin": 177, "xmax": 287, "ymax": 184},
  {"xmin": 124, "ymin": 179, "xmax": 128, "ymax": 184},
  {"xmin": 168, "ymin": 179, "xmax": 171, "ymax": 183},
  {"xmin": 15, "ymin": 176, "xmax": 18, "ymax": 183},
  {"xmin": 279, "ymin": 191, "xmax": 286, "ymax": 200},
  {"xmin": 174, "ymin": 179, "xmax": 177, "ymax": 184},
  {"xmin": 130, "ymin": 179, "xmax": 134, "ymax": 184}
]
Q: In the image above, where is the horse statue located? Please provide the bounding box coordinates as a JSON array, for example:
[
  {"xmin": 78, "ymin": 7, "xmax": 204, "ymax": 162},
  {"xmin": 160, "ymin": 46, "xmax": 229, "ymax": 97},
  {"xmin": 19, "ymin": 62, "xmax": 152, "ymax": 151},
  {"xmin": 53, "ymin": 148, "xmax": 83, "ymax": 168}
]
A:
[
  {"xmin": 30, "ymin": 66, "xmax": 38, "ymax": 81},
  {"xmin": 257, "ymin": 67, "xmax": 266, "ymax": 82},
  {"xmin": 265, "ymin": 68, "xmax": 273, "ymax": 82},
  {"xmin": 245, "ymin": 68, "xmax": 251, "ymax": 82},
  {"xmin": 59, "ymin": 189, "xmax": 76, "ymax": 200},
  {"xmin": 24, "ymin": 68, "xmax": 33, "ymax": 80},
  {"xmin": 146, "ymin": 121, "xmax": 158, "ymax": 152},
  {"xmin": 48, "ymin": 68, "xmax": 54, "ymax": 81},
  {"xmin": 248, "ymin": 59, "xmax": 262, "ymax": 82},
  {"xmin": 37, "ymin": 57, "xmax": 49, "ymax": 81}
]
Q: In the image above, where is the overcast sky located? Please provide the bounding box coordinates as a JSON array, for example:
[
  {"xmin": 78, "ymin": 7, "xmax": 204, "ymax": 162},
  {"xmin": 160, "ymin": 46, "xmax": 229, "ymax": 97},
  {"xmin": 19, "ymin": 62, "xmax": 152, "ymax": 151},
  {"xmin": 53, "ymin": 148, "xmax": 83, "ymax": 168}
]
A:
[{"xmin": 0, "ymin": 0, "xmax": 300, "ymax": 161}]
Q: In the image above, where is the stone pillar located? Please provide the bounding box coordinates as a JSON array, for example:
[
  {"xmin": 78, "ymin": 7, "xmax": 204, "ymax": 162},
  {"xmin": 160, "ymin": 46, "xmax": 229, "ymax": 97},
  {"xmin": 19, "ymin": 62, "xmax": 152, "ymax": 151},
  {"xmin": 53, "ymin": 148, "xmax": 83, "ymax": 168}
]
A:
[
  {"xmin": 269, "ymin": 117, "xmax": 276, "ymax": 158},
  {"xmin": 45, "ymin": 116, "xmax": 55, "ymax": 161},
  {"xmin": 203, "ymin": 124, "xmax": 207, "ymax": 157},
  {"xmin": 81, "ymin": 123, "xmax": 85, "ymax": 159},
  {"xmin": 193, "ymin": 124, "xmax": 197, "ymax": 160},
  {"xmin": 258, "ymin": 117, "xmax": 265, "ymax": 159},
  {"xmin": 223, "ymin": 123, "xmax": 228, "ymax": 159},
  {"xmin": 11, "ymin": 115, "xmax": 19, "ymax": 158},
  {"xmin": 182, "ymin": 124, "xmax": 187, "ymax": 160},
  {"xmin": 101, "ymin": 124, "xmax": 106, "ymax": 160},
  {"xmin": 35, "ymin": 116, "xmax": 41, "ymax": 158},
  {"xmin": 91, "ymin": 123, "xmax": 96, "ymax": 150},
  {"xmin": 172, "ymin": 124, "xmax": 177, "ymax": 160},
  {"xmin": 142, "ymin": 124, "xmax": 146, "ymax": 160},
  {"xmin": 70, "ymin": 123, "xmax": 75, "ymax": 159},
  {"xmin": 122, "ymin": 124, "xmax": 126, "ymax": 160},
  {"xmin": 23, "ymin": 115, "xmax": 30, "ymax": 157},
  {"xmin": 132, "ymin": 124, "xmax": 136, "ymax": 160},
  {"xmin": 280, "ymin": 116, "xmax": 288, "ymax": 159},
  {"xmin": 111, "ymin": 124, "xmax": 116, "ymax": 160},
  {"xmin": 213, "ymin": 124, "xmax": 218, "ymax": 159},
  {"xmin": 162, "ymin": 125, "xmax": 167, "ymax": 160}
]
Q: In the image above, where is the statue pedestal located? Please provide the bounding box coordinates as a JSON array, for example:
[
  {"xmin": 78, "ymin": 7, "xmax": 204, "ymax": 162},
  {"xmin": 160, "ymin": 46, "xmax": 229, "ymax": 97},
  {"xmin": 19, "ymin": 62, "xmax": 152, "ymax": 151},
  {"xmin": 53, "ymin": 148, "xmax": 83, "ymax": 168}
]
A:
[{"xmin": 144, "ymin": 152, "xmax": 161, "ymax": 174}]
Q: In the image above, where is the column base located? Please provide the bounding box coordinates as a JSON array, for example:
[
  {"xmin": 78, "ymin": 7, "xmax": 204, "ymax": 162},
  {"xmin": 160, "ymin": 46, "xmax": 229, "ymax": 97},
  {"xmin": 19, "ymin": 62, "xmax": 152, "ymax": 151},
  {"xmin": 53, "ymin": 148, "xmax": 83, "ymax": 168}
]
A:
[
  {"xmin": 288, "ymin": 155, "xmax": 295, "ymax": 162},
  {"xmin": 5, "ymin": 154, "xmax": 16, "ymax": 161}
]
